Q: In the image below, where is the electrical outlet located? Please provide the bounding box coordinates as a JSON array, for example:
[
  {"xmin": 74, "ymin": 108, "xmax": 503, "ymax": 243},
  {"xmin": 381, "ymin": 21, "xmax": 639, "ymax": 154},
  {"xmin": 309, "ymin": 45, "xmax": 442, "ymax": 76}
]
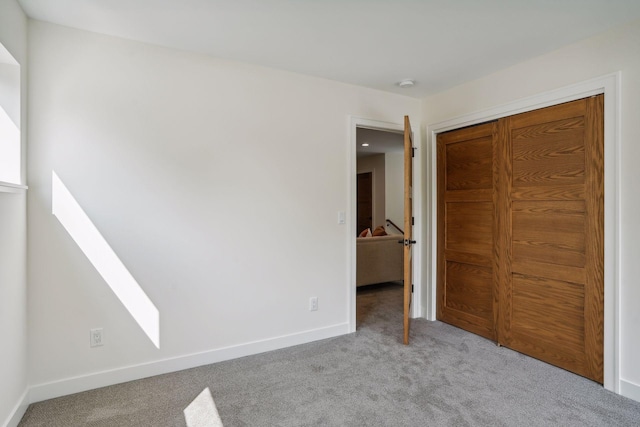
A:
[
  {"xmin": 90, "ymin": 328, "xmax": 103, "ymax": 347},
  {"xmin": 309, "ymin": 297, "xmax": 318, "ymax": 311}
]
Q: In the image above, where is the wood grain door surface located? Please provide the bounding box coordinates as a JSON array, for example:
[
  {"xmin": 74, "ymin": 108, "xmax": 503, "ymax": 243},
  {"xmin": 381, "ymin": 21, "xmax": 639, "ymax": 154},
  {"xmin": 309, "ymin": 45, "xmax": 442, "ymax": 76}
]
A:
[
  {"xmin": 437, "ymin": 121, "xmax": 498, "ymax": 341},
  {"xmin": 357, "ymin": 172, "xmax": 372, "ymax": 235},
  {"xmin": 403, "ymin": 115, "xmax": 414, "ymax": 345},
  {"xmin": 437, "ymin": 96, "xmax": 604, "ymax": 383}
]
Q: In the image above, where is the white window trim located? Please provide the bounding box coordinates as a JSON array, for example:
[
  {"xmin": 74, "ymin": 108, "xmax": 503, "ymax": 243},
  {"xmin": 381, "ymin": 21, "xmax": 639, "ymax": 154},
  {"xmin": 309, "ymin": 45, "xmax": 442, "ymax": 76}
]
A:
[{"xmin": 0, "ymin": 181, "xmax": 27, "ymax": 193}]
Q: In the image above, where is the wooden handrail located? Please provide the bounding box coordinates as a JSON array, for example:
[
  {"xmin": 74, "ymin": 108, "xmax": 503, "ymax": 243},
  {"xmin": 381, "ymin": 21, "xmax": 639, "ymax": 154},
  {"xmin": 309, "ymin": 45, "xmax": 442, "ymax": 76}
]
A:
[{"xmin": 385, "ymin": 218, "xmax": 404, "ymax": 235}]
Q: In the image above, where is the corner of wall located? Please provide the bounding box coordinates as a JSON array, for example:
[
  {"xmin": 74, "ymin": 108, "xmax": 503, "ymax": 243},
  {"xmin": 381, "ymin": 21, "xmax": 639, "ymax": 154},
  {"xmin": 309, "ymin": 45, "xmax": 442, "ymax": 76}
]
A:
[{"xmin": 3, "ymin": 388, "xmax": 29, "ymax": 427}]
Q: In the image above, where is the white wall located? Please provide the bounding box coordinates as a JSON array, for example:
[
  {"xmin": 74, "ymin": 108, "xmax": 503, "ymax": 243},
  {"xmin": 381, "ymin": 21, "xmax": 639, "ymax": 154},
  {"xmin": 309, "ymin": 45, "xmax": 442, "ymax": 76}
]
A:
[
  {"xmin": 0, "ymin": 0, "xmax": 28, "ymax": 425},
  {"xmin": 356, "ymin": 154, "xmax": 385, "ymax": 232},
  {"xmin": 422, "ymin": 19, "xmax": 640, "ymax": 400},
  {"xmin": 27, "ymin": 21, "xmax": 420, "ymax": 399},
  {"xmin": 384, "ymin": 152, "xmax": 403, "ymax": 235}
]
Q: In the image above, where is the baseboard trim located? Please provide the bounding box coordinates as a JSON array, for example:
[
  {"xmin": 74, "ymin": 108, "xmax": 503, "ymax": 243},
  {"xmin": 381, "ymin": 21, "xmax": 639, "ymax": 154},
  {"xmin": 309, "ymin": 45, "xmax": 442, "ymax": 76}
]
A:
[
  {"xmin": 29, "ymin": 323, "xmax": 350, "ymax": 404},
  {"xmin": 3, "ymin": 388, "xmax": 29, "ymax": 427},
  {"xmin": 620, "ymin": 379, "xmax": 640, "ymax": 403}
]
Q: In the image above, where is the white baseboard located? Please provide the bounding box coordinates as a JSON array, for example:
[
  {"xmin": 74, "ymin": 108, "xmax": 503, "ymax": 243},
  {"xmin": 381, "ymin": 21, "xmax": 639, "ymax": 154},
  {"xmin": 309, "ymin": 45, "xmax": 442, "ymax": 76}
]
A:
[
  {"xmin": 620, "ymin": 379, "xmax": 640, "ymax": 403},
  {"xmin": 29, "ymin": 322, "xmax": 350, "ymax": 404},
  {"xmin": 3, "ymin": 389, "xmax": 29, "ymax": 427}
]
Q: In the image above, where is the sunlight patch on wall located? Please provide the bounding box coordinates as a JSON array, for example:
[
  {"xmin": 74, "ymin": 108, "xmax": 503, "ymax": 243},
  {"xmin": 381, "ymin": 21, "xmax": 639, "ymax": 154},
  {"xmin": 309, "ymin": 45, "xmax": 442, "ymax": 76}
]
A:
[
  {"xmin": 184, "ymin": 387, "xmax": 224, "ymax": 427},
  {"xmin": 52, "ymin": 171, "xmax": 160, "ymax": 348}
]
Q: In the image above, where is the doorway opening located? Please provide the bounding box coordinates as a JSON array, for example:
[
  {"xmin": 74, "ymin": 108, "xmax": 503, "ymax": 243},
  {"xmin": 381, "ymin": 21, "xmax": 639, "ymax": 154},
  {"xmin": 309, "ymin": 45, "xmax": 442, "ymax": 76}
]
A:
[
  {"xmin": 356, "ymin": 127, "xmax": 404, "ymax": 237},
  {"xmin": 355, "ymin": 128, "xmax": 404, "ymax": 330},
  {"xmin": 349, "ymin": 117, "xmax": 422, "ymax": 335}
]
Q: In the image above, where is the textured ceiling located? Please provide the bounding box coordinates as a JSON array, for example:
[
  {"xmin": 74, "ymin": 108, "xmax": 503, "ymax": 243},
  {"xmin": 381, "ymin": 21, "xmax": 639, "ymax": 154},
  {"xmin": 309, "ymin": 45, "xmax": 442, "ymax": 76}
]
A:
[{"xmin": 17, "ymin": 0, "xmax": 640, "ymax": 98}]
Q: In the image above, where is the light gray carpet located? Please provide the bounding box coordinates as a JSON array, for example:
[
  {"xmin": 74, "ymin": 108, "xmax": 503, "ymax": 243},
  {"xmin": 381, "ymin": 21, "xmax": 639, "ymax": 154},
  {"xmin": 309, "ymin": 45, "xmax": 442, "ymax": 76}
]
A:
[{"xmin": 19, "ymin": 283, "xmax": 640, "ymax": 426}]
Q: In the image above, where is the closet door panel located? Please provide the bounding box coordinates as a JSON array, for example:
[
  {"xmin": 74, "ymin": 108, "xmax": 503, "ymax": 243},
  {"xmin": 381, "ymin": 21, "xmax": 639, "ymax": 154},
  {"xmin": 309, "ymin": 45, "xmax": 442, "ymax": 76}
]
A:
[
  {"xmin": 437, "ymin": 96, "xmax": 603, "ymax": 383},
  {"xmin": 445, "ymin": 261, "xmax": 493, "ymax": 319},
  {"xmin": 446, "ymin": 202, "xmax": 493, "ymax": 256},
  {"xmin": 512, "ymin": 200, "xmax": 586, "ymax": 267},
  {"xmin": 499, "ymin": 96, "xmax": 604, "ymax": 383},
  {"xmin": 445, "ymin": 137, "xmax": 493, "ymax": 190},
  {"xmin": 437, "ymin": 122, "xmax": 498, "ymax": 341}
]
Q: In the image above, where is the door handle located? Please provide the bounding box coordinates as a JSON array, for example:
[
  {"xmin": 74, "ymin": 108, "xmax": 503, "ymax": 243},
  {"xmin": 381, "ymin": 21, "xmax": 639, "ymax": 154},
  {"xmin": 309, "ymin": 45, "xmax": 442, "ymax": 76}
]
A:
[{"xmin": 398, "ymin": 239, "xmax": 417, "ymax": 246}]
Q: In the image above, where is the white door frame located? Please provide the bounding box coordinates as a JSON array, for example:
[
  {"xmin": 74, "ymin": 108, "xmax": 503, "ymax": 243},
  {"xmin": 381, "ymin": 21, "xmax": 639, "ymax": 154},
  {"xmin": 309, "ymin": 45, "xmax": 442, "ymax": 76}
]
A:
[
  {"xmin": 348, "ymin": 116, "xmax": 423, "ymax": 332},
  {"xmin": 426, "ymin": 73, "xmax": 621, "ymax": 393}
]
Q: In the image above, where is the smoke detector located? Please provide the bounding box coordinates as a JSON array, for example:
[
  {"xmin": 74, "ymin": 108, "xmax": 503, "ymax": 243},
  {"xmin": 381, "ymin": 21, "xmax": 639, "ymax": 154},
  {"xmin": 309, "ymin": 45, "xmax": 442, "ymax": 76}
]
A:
[{"xmin": 398, "ymin": 79, "xmax": 415, "ymax": 88}]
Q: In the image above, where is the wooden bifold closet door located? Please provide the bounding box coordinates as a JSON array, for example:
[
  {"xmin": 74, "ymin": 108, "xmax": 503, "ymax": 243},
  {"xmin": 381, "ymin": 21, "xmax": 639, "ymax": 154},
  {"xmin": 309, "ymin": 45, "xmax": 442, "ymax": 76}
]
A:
[
  {"xmin": 437, "ymin": 121, "xmax": 498, "ymax": 342},
  {"xmin": 437, "ymin": 95, "xmax": 604, "ymax": 383}
]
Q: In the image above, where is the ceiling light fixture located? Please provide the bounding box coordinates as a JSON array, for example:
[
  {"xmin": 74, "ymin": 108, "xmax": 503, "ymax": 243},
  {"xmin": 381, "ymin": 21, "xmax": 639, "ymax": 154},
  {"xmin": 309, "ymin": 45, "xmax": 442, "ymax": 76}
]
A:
[
  {"xmin": 361, "ymin": 143, "xmax": 369, "ymax": 147},
  {"xmin": 398, "ymin": 79, "xmax": 415, "ymax": 88}
]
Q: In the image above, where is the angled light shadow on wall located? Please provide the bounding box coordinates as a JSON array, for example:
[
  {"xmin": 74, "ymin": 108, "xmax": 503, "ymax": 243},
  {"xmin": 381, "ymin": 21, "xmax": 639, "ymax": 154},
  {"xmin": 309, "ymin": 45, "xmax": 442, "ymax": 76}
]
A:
[
  {"xmin": 52, "ymin": 171, "xmax": 160, "ymax": 348},
  {"xmin": 184, "ymin": 387, "xmax": 224, "ymax": 427}
]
